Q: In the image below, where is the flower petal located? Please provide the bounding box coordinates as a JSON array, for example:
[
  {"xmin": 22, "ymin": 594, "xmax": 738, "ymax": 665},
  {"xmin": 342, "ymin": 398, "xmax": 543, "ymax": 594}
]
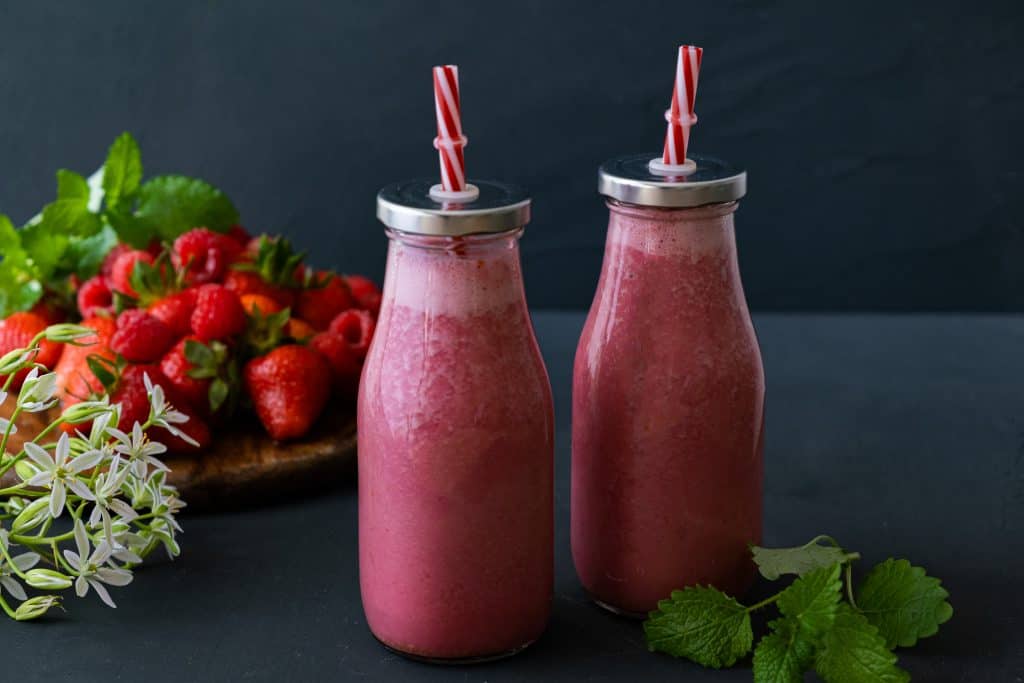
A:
[
  {"xmin": 66, "ymin": 477, "xmax": 96, "ymax": 501},
  {"xmin": 22, "ymin": 442, "xmax": 54, "ymax": 469},
  {"xmin": 73, "ymin": 518, "xmax": 89, "ymax": 561},
  {"xmin": 89, "ymin": 579, "xmax": 117, "ymax": 608},
  {"xmin": 68, "ymin": 449, "xmax": 105, "ymax": 473},
  {"xmin": 1, "ymin": 576, "xmax": 27, "ymax": 602},
  {"xmin": 12, "ymin": 553, "xmax": 40, "ymax": 571},
  {"xmin": 96, "ymin": 567, "xmax": 133, "ymax": 587},
  {"xmin": 48, "ymin": 482, "xmax": 66, "ymax": 518}
]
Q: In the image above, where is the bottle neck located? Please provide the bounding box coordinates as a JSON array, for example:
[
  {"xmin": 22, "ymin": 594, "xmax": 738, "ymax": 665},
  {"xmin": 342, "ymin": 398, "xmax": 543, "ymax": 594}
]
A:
[
  {"xmin": 605, "ymin": 199, "xmax": 738, "ymax": 259},
  {"xmin": 381, "ymin": 228, "xmax": 527, "ymax": 316}
]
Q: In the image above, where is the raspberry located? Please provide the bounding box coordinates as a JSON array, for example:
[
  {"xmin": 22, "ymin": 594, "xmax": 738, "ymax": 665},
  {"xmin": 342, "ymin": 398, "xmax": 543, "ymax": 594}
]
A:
[
  {"xmin": 296, "ymin": 272, "xmax": 354, "ymax": 330},
  {"xmin": 310, "ymin": 332, "xmax": 361, "ymax": 397},
  {"xmin": 110, "ymin": 309, "xmax": 175, "ymax": 363},
  {"xmin": 173, "ymin": 228, "xmax": 229, "ymax": 285},
  {"xmin": 147, "ymin": 289, "xmax": 199, "ymax": 338},
  {"xmin": 0, "ymin": 312, "xmax": 64, "ymax": 387},
  {"xmin": 100, "ymin": 244, "xmax": 134, "ymax": 279},
  {"xmin": 191, "ymin": 284, "xmax": 247, "ymax": 341},
  {"xmin": 345, "ymin": 275, "xmax": 381, "ymax": 316},
  {"xmin": 327, "ymin": 309, "xmax": 376, "ymax": 360},
  {"xmin": 108, "ymin": 249, "xmax": 154, "ymax": 297},
  {"xmin": 77, "ymin": 276, "xmax": 113, "ymax": 319}
]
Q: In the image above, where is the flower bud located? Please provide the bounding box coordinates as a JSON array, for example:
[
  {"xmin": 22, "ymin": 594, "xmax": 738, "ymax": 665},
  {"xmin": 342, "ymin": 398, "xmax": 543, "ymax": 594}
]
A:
[
  {"xmin": 14, "ymin": 595, "xmax": 61, "ymax": 621},
  {"xmin": 24, "ymin": 568, "xmax": 73, "ymax": 590},
  {"xmin": 43, "ymin": 324, "xmax": 94, "ymax": 343},
  {"xmin": 0, "ymin": 348, "xmax": 30, "ymax": 375},
  {"xmin": 17, "ymin": 371, "xmax": 58, "ymax": 411},
  {"xmin": 11, "ymin": 497, "xmax": 49, "ymax": 533},
  {"xmin": 14, "ymin": 460, "xmax": 37, "ymax": 484},
  {"xmin": 61, "ymin": 400, "xmax": 115, "ymax": 424}
]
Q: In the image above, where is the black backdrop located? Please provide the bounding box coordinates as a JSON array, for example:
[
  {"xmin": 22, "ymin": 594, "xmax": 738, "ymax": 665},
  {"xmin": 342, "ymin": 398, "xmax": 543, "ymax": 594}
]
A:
[{"xmin": 1, "ymin": 1, "xmax": 1021, "ymax": 311}]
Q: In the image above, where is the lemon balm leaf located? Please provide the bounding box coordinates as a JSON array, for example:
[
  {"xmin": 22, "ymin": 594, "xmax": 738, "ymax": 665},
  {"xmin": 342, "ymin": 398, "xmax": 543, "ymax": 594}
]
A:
[
  {"xmin": 753, "ymin": 618, "xmax": 814, "ymax": 683},
  {"xmin": 855, "ymin": 558, "xmax": 953, "ymax": 649},
  {"xmin": 777, "ymin": 562, "xmax": 843, "ymax": 639},
  {"xmin": 815, "ymin": 604, "xmax": 910, "ymax": 683},
  {"xmin": 752, "ymin": 535, "xmax": 856, "ymax": 580},
  {"xmin": 643, "ymin": 585, "xmax": 753, "ymax": 668},
  {"xmin": 102, "ymin": 131, "xmax": 143, "ymax": 208}
]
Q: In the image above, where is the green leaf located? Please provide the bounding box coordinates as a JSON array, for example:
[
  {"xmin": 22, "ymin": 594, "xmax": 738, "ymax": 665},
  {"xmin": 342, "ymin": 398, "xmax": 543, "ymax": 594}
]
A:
[
  {"xmin": 41, "ymin": 197, "xmax": 100, "ymax": 236},
  {"xmin": 208, "ymin": 378, "xmax": 229, "ymax": 412},
  {"xmin": 61, "ymin": 224, "xmax": 119, "ymax": 281},
  {"xmin": 777, "ymin": 562, "xmax": 843, "ymax": 639},
  {"xmin": 17, "ymin": 221, "xmax": 66, "ymax": 280},
  {"xmin": 643, "ymin": 586, "xmax": 753, "ymax": 668},
  {"xmin": 105, "ymin": 206, "xmax": 151, "ymax": 248},
  {"xmin": 86, "ymin": 354, "xmax": 117, "ymax": 393},
  {"xmin": 753, "ymin": 618, "xmax": 814, "ymax": 683},
  {"xmin": 57, "ymin": 169, "xmax": 90, "ymax": 200},
  {"xmin": 184, "ymin": 339, "xmax": 216, "ymax": 368},
  {"xmin": 855, "ymin": 558, "xmax": 953, "ymax": 649},
  {"xmin": 815, "ymin": 604, "xmax": 909, "ymax": 683},
  {"xmin": 752, "ymin": 536, "xmax": 857, "ymax": 581},
  {"xmin": 0, "ymin": 259, "xmax": 43, "ymax": 317},
  {"xmin": 102, "ymin": 132, "xmax": 143, "ymax": 208},
  {"xmin": 134, "ymin": 175, "xmax": 239, "ymax": 242}
]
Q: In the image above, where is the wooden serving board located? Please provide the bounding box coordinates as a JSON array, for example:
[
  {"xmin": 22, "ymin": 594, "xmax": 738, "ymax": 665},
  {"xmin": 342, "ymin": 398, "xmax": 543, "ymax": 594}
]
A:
[{"xmin": 0, "ymin": 403, "xmax": 357, "ymax": 512}]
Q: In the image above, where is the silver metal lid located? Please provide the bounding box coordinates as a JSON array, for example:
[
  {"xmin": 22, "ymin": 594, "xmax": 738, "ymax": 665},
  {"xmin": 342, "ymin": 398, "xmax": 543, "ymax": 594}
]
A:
[
  {"xmin": 377, "ymin": 179, "xmax": 531, "ymax": 236},
  {"xmin": 598, "ymin": 153, "xmax": 746, "ymax": 208}
]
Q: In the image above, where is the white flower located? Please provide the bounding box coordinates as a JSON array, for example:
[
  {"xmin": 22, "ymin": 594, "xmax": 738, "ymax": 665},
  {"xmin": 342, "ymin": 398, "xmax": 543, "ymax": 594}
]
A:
[
  {"xmin": 88, "ymin": 455, "xmax": 138, "ymax": 541},
  {"xmin": 23, "ymin": 434, "xmax": 103, "ymax": 518},
  {"xmin": 17, "ymin": 369, "xmax": 58, "ymax": 413},
  {"xmin": 108, "ymin": 422, "xmax": 169, "ymax": 478},
  {"xmin": 144, "ymin": 373, "xmax": 198, "ymax": 447},
  {"xmin": 0, "ymin": 530, "xmax": 40, "ymax": 602},
  {"xmin": 0, "ymin": 391, "xmax": 17, "ymax": 437},
  {"xmin": 62, "ymin": 520, "xmax": 133, "ymax": 609},
  {"xmin": 82, "ymin": 406, "xmax": 118, "ymax": 448}
]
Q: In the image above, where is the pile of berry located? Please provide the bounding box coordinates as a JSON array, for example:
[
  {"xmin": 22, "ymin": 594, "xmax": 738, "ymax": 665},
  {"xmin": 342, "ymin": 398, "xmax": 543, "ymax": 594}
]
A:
[{"xmin": 0, "ymin": 226, "xmax": 380, "ymax": 450}]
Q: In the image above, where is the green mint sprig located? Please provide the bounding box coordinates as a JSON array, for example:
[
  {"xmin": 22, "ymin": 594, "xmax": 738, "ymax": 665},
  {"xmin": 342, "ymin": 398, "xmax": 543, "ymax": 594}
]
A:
[
  {"xmin": 644, "ymin": 535, "xmax": 952, "ymax": 682},
  {"xmin": 0, "ymin": 131, "xmax": 239, "ymax": 317}
]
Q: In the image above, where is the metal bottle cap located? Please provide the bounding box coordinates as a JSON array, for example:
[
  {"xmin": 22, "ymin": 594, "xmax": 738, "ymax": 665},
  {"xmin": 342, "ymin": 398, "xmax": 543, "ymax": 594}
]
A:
[
  {"xmin": 377, "ymin": 179, "xmax": 531, "ymax": 236},
  {"xmin": 598, "ymin": 153, "xmax": 746, "ymax": 208}
]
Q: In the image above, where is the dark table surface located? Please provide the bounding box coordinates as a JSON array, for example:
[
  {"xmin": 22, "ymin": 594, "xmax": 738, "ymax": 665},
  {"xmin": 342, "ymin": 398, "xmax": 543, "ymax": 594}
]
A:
[{"xmin": 4, "ymin": 311, "xmax": 1023, "ymax": 682}]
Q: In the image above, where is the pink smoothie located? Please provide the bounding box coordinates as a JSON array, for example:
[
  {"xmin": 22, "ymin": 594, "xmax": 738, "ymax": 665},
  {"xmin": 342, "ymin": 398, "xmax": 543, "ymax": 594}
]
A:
[
  {"xmin": 572, "ymin": 200, "xmax": 764, "ymax": 615},
  {"xmin": 358, "ymin": 231, "xmax": 554, "ymax": 660}
]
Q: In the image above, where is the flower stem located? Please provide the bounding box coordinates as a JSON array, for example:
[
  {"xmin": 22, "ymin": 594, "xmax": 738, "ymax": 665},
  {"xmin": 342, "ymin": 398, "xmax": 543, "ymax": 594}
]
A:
[{"xmin": 745, "ymin": 592, "xmax": 782, "ymax": 613}]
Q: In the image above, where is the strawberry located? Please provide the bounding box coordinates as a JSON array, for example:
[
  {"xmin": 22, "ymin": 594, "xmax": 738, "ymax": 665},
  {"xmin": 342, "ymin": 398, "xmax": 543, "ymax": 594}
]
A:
[
  {"xmin": 328, "ymin": 309, "xmax": 376, "ymax": 360},
  {"xmin": 310, "ymin": 332, "xmax": 361, "ymax": 398},
  {"xmin": 108, "ymin": 249, "xmax": 154, "ymax": 297},
  {"xmin": 345, "ymin": 275, "xmax": 382, "ymax": 316},
  {"xmin": 173, "ymin": 228, "xmax": 230, "ymax": 285},
  {"xmin": 29, "ymin": 300, "xmax": 67, "ymax": 325},
  {"xmin": 160, "ymin": 337, "xmax": 211, "ymax": 411},
  {"xmin": 100, "ymin": 244, "xmax": 134, "ymax": 280},
  {"xmin": 110, "ymin": 309, "xmax": 175, "ymax": 363},
  {"xmin": 54, "ymin": 316, "xmax": 117, "ymax": 402},
  {"xmin": 191, "ymin": 284, "xmax": 247, "ymax": 342},
  {"xmin": 77, "ymin": 276, "xmax": 113, "ymax": 319},
  {"xmin": 286, "ymin": 318, "xmax": 316, "ymax": 342},
  {"xmin": 224, "ymin": 271, "xmax": 294, "ymax": 308},
  {"xmin": 239, "ymin": 293, "xmax": 284, "ymax": 317},
  {"xmin": 244, "ymin": 345, "xmax": 330, "ymax": 441},
  {"xmin": 0, "ymin": 312, "xmax": 64, "ymax": 387},
  {"xmin": 148, "ymin": 289, "xmax": 199, "ymax": 338},
  {"xmin": 159, "ymin": 402, "xmax": 212, "ymax": 454},
  {"xmin": 296, "ymin": 272, "xmax": 354, "ymax": 331},
  {"xmin": 225, "ymin": 236, "xmax": 304, "ymax": 307},
  {"xmin": 160, "ymin": 336, "xmax": 238, "ymax": 416}
]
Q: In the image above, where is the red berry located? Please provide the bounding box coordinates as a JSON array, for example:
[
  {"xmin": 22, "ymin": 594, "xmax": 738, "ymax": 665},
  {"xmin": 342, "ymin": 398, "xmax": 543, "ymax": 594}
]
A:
[
  {"xmin": 147, "ymin": 289, "xmax": 199, "ymax": 338},
  {"xmin": 310, "ymin": 332, "xmax": 361, "ymax": 398},
  {"xmin": 345, "ymin": 275, "xmax": 381, "ymax": 316},
  {"xmin": 239, "ymin": 293, "xmax": 285, "ymax": 317},
  {"xmin": 29, "ymin": 300, "xmax": 67, "ymax": 325},
  {"xmin": 173, "ymin": 228, "xmax": 230, "ymax": 285},
  {"xmin": 296, "ymin": 273, "xmax": 354, "ymax": 331},
  {"xmin": 54, "ymin": 317, "xmax": 117, "ymax": 401},
  {"xmin": 243, "ymin": 345, "xmax": 330, "ymax": 441},
  {"xmin": 223, "ymin": 270, "xmax": 294, "ymax": 308},
  {"xmin": 191, "ymin": 284, "xmax": 247, "ymax": 341},
  {"xmin": 159, "ymin": 402, "xmax": 211, "ymax": 454},
  {"xmin": 0, "ymin": 312, "xmax": 64, "ymax": 388},
  {"xmin": 100, "ymin": 244, "xmax": 134, "ymax": 279},
  {"xmin": 110, "ymin": 309, "xmax": 175, "ymax": 363},
  {"xmin": 327, "ymin": 309, "xmax": 376, "ymax": 360},
  {"xmin": 77, "ymin": 276, "xmax": 113, "ymax": 319},
  {"xmin": 160, "ymin": 337, "xmax": 211, "ymax": 413},
  {"xmin": 108, "ymin": 249, "xmax": 154, "ymax": 297}
]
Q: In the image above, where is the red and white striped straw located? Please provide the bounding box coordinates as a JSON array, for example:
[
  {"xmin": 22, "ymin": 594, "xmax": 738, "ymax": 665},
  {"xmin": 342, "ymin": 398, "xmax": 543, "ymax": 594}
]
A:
[
  {"xmin": 661, "ymin": 45, "xmax": 703, "ymax": 165},
  {"xmin": 433, "ymin": 65, "xmax": 468, "ymax": 192}
]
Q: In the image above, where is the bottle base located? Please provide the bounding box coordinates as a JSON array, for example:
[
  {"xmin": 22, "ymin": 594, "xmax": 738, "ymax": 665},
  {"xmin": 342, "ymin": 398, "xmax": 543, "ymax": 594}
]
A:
[
  {"xmin": 589, "ymin": 595, "xmax": 647, "ymax": 620},
  {"xmin": 375, "ymin": 635, "xmax": 536, "ymax": 665}
]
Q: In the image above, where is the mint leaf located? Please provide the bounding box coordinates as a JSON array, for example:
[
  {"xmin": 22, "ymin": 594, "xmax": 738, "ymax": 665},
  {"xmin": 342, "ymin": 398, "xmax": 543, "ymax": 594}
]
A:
[
  {"xmin": 815, "ymin": 604, "xmax": 909, "ymax": 683},
  {"xmin": 777, "ymin": 562, "xmax": 843, "ymax": 638},
  {"xmin": 644, "ymin": 586, "xmax": 753, "ymax": 668},
  {"xmin": 0, "ymin": 214, "xmax": 21, "ymax": 253},
  {"xmin": 102, "ymin": 132, "xmax": 143, "ymax": 208},
  {"xmin": 753, "ymin": 618, "xmax": 814, "ymax": 683},
  {"xmin": 134, "ymin": 175, "xmax": 238, "ymax": 242},
  {"xmin": 41, "ymin": 197, "xmax": 101, "ymax": 237},
  {"xmin": 752, "ymin": 536, "xmax": 856, "ymax": 580},
  {"xmin": 0, "ymin": 215, "xmax": 43, "ymax": 317},
  {"xmin": 62, "ymin": 224, "xmax": 118, "ymax": 280},
  {"xmin": 855, "ymin": 558, "xmax": 953, "ymax": 649},
  {"xmin": 18, "ymin": 221, "xmax": 68, "ymax": 279},
  {"xmin": 57, "ymin": 169, "xmax": 90, "ymax": 200}
]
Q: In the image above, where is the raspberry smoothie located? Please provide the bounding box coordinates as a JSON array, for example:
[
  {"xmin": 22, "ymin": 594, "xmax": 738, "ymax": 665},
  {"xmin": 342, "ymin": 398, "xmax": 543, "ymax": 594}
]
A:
[
  {"xmin": 359, "ymin": 228, "xmax": 554, "ymax": 660},
  {"xmin": 572, "ymin": 194, "xmax": 764, "ymax": 615}
]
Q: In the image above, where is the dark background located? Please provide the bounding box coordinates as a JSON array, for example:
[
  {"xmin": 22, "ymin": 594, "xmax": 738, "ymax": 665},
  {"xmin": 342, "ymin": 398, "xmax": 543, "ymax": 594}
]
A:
[{"xmin": 1, "ymin": 1, "xmax": 1021, "ymax": 311}]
